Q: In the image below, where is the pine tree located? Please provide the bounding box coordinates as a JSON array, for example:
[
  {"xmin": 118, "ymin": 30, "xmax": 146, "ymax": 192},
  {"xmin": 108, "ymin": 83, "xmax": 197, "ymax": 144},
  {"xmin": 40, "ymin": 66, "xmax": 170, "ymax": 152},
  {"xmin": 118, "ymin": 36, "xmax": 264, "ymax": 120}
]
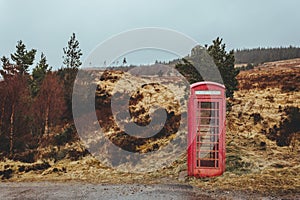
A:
[
  {"xmin": 59, "ymin": 33, "xmax": 82, "ymax": 119},
  {"xmin": 207, "ymin": 37, "xmax": 239, "ymax": 98},
  {"xmin": 0, "ymin": 41, "xmax": 37, "ymax": 158},
  {"xmin": 62, "ymin": 33, "xmax": 82, "ymax": 69},
  {"xmin": 31, "ymin": 53, "xmax": 52, "ymax": 96},
  {"xmin": 175, "ymin": 58, "xmax": 203, "ymax": 83},
  {"xmin": 0, "ymin": 56, "xmax": 18, "ymax": 78},
  {"xmin": 175, "ymin": 38, "xmax": 239, "ymax": 98},
  {"xmin": 0, "ymin": 41, "xmax": 35, "ymax": 157},
  {"xmin": 11, "ymin": 40, "xmax": 36, "ymax": 75}
]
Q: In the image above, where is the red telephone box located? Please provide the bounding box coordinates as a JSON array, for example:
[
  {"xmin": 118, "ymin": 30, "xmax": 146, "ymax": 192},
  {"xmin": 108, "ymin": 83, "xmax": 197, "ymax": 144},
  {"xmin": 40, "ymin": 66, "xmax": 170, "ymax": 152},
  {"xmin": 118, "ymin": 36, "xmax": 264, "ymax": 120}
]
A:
[{"xmin": 188, "ymin": 81, "xmax": 226, "ymax": 177}]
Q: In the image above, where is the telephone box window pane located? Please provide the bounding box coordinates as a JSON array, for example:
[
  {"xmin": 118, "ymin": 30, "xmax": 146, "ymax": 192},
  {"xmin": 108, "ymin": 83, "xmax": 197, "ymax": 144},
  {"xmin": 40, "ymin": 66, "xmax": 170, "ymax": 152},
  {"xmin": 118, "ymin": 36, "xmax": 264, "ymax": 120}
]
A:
[
  {"xmin": 200, "ymin": 110, "xmax": 218, "ymax": 118},
  {"xmin": 200, "ymin": 118, "xmax": 211, "ymax": 125},
  {"xmin": 199, "ymin": 143, "xmax": 215, "ymax": 149},
  {"xmin": 200, "ymin": 160, "xmax": 215, "ymax": 167},
  {"xmin": 199, "ymin": 126, "xmax": 210, "ymax": 133},
  {"xmin": 200, "ymin": 152, "xmax": 216, "ymax": 158},
  {"xmin": 198, "ymin": 119, "xmax": 219, "ymax": 126},
  {"xmin": 201, "ymin": 110, "xmax": 211, "ymax": 117},
  {"xmin": 201, "ymin": 102, "xmax": 213, "ymax": 109}
]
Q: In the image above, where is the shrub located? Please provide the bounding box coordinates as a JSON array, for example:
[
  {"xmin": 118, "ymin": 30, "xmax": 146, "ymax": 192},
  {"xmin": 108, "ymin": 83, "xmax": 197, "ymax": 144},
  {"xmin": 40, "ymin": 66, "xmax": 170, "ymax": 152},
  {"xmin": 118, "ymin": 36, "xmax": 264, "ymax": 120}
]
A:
[
  {"xmin": 266, "ymin": 106, "xmax": 300, "ymax": 146},
  {"xmin": 281, "ymin": 85, "xmax": 298, "ymax": 92},
  {"xmin": 22, "ymin": 162, "xmax": 51, "ymax": 173},
  {"xmin": 13, "ymin": 151, "xmax": 36, "ymax": 163},
  {"xmin": 226, "ymin": 155, "xmax": 252, "ymax": 174},
  {"xmin": 266, "ymin": 95, "xmax": 275, "ymax": 103},
  {"xmin": 0, "ymin": 168, "xmax": 13, "ymax": 180},
  {"xmin": 250, "ymin": 113, "xmax": 263, "ymax": 125},
  {"xmin": 54, "ymin": 125, "xmax": 76, "ymax": 146}
]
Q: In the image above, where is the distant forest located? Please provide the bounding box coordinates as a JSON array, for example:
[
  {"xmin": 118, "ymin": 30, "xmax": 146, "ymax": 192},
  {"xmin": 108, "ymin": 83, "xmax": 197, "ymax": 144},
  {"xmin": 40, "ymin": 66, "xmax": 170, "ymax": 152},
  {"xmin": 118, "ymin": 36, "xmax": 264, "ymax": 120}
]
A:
[{"xmin": 235, "ymin": 46, "xmax": 300, "ymax": 64}]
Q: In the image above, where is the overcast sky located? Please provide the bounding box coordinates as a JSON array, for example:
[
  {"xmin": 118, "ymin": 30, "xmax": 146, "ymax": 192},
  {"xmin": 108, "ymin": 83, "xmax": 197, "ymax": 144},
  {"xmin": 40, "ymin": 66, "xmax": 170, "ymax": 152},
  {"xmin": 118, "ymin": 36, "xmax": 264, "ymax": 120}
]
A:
[{"xmin": 1, "ymin": 0, "xmax": 300, "ymax": 68}]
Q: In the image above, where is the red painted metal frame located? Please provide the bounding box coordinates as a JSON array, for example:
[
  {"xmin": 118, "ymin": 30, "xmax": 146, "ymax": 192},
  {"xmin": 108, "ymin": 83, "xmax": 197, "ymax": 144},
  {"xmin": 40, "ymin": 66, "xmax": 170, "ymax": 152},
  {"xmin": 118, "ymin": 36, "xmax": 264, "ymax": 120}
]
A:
[{"xmin": 188, "ymin": 81, "xmax": 226, "ymax": 177}]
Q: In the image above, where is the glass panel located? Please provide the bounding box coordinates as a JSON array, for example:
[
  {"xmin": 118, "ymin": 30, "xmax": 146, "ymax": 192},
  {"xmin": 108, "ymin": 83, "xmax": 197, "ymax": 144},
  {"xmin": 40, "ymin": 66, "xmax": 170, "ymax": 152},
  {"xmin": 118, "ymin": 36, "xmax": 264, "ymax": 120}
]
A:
[
  {"xmin": 199, "ymin": 152, "xmax": 218, "ymax": 158},
  {"xmin": 200, "ymin": 160, "xmax": 215, "ymax": 167},
  {"xmin": 199, "ymin": 143, "xmax": 215, "ymax": 149},
  {"xmin": 200, "ymin": 118, "xmax": 211, "ymax": 125},
  {"xmin": 201, "ymin": 110, "xmax": 218, "ymax": 118},
  {"xmin": 201, "ymin": 102, "xmax": 213, "ymax": 109}
]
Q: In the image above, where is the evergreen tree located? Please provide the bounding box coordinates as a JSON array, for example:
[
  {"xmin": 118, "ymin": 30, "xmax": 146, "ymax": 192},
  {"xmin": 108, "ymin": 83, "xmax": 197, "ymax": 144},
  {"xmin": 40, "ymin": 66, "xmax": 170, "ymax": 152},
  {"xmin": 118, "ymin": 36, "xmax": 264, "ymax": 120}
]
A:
[
  {"xmin": 176, "ymin": 38, "xmax": 239, "ymax": 98},
  {"xmin": 31, "ymin": 53, "xmax": 52, "ymax": 96},
  {"xmin": 207, "ymin": 37, "xmax": 239, "ymax": 98},
  {"xmin": 59, "ymin": 33, "xmax": 82, "ymax": 119},
  {"xmin": 0, "ymin": 41, "xmax": 37, "ymax": 159},
  {"xmin": 62, "ymin": 33, "xmax": 82, "ymax": 69},
  {"xmin": 175, "ymin": 58, "xmax": 203, "ymax": 83},
  {"xmin": 0, "ymin": 56, "xmax": 16, "ymax": 78},
  {"xmin": 11, "ymin": 40, "xmax": 36, "ymax": 75}
]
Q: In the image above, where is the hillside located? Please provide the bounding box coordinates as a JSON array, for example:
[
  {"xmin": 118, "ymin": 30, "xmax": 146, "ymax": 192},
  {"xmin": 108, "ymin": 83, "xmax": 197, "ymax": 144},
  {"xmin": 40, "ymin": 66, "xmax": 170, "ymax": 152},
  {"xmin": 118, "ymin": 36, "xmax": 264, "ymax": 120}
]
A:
[{"xmin": 0, "ymin": 59, "xmax": 299, "ymax": 198}]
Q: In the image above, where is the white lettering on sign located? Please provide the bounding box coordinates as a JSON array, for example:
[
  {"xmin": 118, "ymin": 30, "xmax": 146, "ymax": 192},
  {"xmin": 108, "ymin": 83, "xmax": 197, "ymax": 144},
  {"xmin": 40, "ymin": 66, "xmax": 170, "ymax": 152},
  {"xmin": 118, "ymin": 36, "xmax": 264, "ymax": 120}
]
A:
[{"xmin": 195, "ymin": 90, "xmax": 221, "ymax": 95}]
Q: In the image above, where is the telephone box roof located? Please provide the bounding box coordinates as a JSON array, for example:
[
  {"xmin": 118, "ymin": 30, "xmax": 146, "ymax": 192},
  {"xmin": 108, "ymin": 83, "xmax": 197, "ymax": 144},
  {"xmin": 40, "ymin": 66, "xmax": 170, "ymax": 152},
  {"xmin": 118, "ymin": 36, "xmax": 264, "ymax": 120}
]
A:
[{"xmin": 190, "ymin": 81, "xmax": 225, "ymax": 89}]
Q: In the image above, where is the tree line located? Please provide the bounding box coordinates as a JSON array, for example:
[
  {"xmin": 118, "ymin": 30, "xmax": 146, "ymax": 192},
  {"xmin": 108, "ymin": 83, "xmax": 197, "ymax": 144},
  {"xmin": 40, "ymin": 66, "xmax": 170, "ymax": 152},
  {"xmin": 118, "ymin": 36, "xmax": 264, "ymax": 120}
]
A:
[
  {"xmin": 235, "ymin": 46, "xmax": 300, "ymax": 65},
  {"xmin": 0, "ymin": 33, "xmax": 82, "ymax": 160}
]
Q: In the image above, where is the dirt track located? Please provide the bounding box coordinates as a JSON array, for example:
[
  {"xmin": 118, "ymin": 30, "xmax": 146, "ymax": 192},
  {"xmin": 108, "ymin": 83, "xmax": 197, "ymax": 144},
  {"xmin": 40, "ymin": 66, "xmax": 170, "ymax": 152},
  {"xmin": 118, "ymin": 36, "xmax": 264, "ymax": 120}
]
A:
[
  {"xmin": 0, "ymin": 182, "xmax": 299, "ymax": 200},
  {"xmin": 0, "ymin": 182, "xmax": 209, "ymax": 200}
]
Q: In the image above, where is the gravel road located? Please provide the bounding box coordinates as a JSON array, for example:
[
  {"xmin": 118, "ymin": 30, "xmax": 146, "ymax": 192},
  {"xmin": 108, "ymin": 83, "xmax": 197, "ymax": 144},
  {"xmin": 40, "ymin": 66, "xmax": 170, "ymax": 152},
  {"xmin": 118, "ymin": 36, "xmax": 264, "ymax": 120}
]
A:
[
  {"xmin": 0, "ymin": 182, "xmax": 298, "ymax": 200},
  {"xmin": 0, "ymin": 182, "xmax": 212, "ymax": 200}
]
